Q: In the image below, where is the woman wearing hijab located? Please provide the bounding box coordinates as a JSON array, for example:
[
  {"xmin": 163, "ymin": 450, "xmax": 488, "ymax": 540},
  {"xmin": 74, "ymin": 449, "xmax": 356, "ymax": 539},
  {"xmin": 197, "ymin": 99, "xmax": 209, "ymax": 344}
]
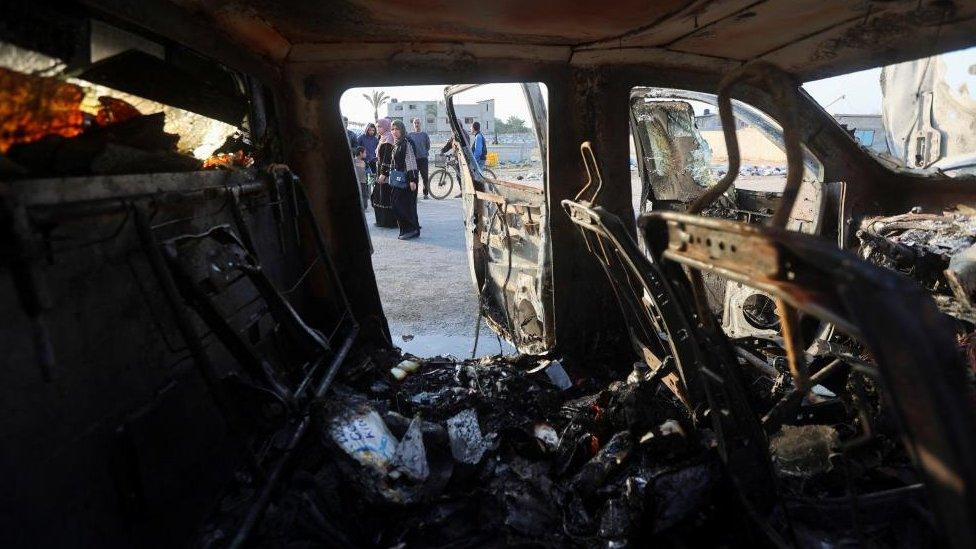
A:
[
  {"xmin": 371, "ymin": 118, "xmax": 397, "ymax": 228},
  {"xmin": 378, "ymin": 120, "xmax": 421, "ymax": 239},
  {"xmin": 357, "ymin": 122, "xmax": 379, "ymax": 174}
]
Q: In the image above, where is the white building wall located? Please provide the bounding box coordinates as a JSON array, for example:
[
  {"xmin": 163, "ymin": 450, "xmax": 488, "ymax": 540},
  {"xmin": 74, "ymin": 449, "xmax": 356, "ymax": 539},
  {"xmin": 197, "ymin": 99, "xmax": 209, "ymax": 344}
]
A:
[
  {"xmin": 387, "ymin": 98, "xmax": 494, "ymax": 134},
  {"xmin": 385, "ymin": 100, "xmax": 438, "ymax": 129}
]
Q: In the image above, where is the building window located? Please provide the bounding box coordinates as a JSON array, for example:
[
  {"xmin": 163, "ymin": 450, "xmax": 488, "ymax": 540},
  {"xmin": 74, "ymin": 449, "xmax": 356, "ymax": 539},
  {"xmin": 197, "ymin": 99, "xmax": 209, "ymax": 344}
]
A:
[
  {"xmin": 464, "ymin": 117, "xmax": 474, "ymax": 124},
  {"xmin": 395, "ymin": 105, "xmax": 403, "ymax": 111},
  {"xmin": 854, "ymin": 129, "xmax": 875, "ymax": 147},
  {"xmin": 427, "ymin": 116, "xmax": 435, "ymax": 124},
  {"xmin": 408, "ymin": 105, "xmax": 416, "ymax": 110}
]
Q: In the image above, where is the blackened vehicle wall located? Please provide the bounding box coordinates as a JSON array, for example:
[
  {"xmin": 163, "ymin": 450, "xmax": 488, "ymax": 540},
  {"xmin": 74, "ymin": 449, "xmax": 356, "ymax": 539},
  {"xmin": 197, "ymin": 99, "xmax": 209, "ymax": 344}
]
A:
[{"xmin": 0, "ymin": 171, "xmax": 321, "ymax": 547}]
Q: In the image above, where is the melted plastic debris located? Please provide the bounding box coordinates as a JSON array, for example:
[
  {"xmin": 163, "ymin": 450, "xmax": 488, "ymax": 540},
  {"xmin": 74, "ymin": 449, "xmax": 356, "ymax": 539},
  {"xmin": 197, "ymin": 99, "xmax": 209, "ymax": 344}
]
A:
[
  {"xmin": 446, "ymin": 408, "xmax": 488, "ymax": 464},
  {"xmin": 329, "ymin": 407, "xmax": 397, "ymax": 471},
  {"xmin": 390, "ymin": 416, "xmax": 429, "ymax": 482},
  {"xmin": 858, "ymin": 211, "xmax": 976, "ymax": 321}
]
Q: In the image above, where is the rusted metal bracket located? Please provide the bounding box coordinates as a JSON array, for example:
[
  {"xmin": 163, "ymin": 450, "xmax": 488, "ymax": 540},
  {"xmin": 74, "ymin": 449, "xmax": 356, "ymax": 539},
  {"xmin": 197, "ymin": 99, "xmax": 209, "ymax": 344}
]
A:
[
  {"xmin": 653, "ymin": 211, "xmax": 858, "ymax": 334},
  {"xmin": 574, "ymin": 141, "xmax": 604, "ymax": 204}
]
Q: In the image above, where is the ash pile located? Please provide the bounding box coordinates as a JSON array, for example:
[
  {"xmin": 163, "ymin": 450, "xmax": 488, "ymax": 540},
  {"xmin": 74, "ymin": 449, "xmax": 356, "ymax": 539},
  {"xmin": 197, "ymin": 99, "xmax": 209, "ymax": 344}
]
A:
[{"xmin": 205, "ymin": 352, "xmax": 751, "ymax": 547}]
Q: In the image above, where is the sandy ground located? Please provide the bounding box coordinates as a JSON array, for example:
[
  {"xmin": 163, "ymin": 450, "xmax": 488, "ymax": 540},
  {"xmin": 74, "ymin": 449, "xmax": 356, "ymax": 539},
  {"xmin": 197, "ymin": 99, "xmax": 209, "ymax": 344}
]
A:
[
  {"xmin": 366, "ymin": 197, "xmax": 513, "ymax": 358},
  {"xmin": 366, "ymin": 169, "xmax": 787, "ymax": 358}
]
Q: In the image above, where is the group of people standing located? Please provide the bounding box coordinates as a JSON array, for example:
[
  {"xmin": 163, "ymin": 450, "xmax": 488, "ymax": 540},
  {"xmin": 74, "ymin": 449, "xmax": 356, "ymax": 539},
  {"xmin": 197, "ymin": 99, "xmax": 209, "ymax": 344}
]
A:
[
  {"xmin": 346, "ymin": 116, "xmax": 432, "ymax": 240},
  {"xmin": 343, "ymin": 114, "xmax": 490, "ymax": 241}
]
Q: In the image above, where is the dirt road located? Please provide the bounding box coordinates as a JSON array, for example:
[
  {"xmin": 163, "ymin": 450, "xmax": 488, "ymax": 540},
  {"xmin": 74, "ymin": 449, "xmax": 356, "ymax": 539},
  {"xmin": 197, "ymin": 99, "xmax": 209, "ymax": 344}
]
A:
[{"xmin": 366, "ymin": 197, "xmax": 512, "ymax": 357}]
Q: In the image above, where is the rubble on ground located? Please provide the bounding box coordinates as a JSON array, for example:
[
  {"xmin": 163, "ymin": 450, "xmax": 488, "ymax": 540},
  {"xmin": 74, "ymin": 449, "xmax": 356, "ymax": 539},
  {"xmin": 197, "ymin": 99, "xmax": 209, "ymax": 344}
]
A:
[
  {"xmin": 713, "ymin": 164, "xmax": 787, "ymax": 178},
  {"xmin": 201, "ymin": 352, "xmax": 740, "ymax": 546}
]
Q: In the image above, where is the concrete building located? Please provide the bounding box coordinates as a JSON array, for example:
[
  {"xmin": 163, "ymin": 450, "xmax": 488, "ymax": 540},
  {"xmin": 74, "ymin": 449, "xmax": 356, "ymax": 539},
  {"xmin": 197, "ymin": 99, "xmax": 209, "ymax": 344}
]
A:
[
  {"xmin": 386, "ymin": 98, "xmax": 494, "ymax": 133},
  {"xmin": 695, "ymin": 108, "xmax": 746, "ymax": 131},
  {"xmin": 379, "ymin": 97, "xmax": 540, "ymax": 162},
  {"xmin": 833, "ymin": 114, "xmax": 890, "ymax": 155},
  {"xmin": 694, "ymin": 110, "xmax": 891, "ymax": 157}
]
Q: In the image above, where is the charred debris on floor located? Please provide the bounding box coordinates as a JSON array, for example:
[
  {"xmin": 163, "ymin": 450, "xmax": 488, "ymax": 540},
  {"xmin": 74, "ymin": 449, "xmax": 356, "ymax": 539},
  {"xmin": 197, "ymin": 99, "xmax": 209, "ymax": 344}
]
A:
[
  {"xmin": 856, "ymin": 208, "xmax": 976, "ymax": 373},
  {"xmin": 203, "ymin": 351, "xmax": 734, "ymax": 547},
  {"xmin": 202, "ymin": 339, "xmax": 944, "ymax": 548}
]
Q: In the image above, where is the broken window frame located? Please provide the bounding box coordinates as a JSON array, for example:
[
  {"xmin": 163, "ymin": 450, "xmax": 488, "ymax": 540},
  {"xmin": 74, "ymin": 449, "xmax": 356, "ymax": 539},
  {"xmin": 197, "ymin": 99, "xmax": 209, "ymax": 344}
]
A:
[{"xmin": 629, "ymin": 86, "xmax": 825, "ymax": 217}]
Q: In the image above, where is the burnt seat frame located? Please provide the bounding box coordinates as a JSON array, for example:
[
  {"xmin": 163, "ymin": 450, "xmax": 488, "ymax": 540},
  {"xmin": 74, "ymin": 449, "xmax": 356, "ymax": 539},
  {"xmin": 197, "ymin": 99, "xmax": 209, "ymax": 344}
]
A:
[
  {"xmin": 134, "ymin": 171, "xmax": 359, "ymax": 547},
  {"xmin": 563, "ymin": 195, "xmax": 783, "ymax": 540},
  {"xmin": 640, "ymin": 210, "xmax": 976, "ymax": 549}
]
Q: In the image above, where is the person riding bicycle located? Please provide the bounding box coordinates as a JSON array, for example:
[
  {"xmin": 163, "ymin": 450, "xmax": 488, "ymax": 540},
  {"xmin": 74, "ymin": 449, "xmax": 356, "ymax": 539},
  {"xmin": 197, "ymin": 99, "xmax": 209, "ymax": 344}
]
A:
[{"xmin": 440, "ymin": 136, "xmax": 464, "ymax": 198}]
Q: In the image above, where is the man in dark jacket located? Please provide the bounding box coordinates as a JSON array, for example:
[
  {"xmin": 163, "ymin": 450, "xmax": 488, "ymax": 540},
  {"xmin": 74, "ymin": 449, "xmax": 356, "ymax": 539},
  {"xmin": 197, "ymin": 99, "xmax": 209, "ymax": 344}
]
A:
[{"xmin": 408, "ymin": 117, "xmax": 432, "ymax": 199}]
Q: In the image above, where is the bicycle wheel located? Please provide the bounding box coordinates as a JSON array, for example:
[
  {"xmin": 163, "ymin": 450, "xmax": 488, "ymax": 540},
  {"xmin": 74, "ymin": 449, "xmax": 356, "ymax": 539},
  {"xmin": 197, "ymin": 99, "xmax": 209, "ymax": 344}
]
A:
[{"xmin": 429, "ymin": 168, "xmax": 454, "ymax": 199}]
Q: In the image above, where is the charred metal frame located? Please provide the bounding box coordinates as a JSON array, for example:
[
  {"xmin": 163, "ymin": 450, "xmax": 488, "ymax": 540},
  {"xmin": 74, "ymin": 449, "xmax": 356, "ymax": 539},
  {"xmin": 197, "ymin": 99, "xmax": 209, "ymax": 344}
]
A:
[
  {"xmin": 632, "ymin": 61, "xmax": 976, "ymax": 547},
  {"xmin": 46, "ymin": 0, "xmax": 976, "ymax": 363},
  {"xmin": 4, "ymin": 165, "xmax": 359, "ymax": 546},
  {"xmin": 8, "ymin": 3, "xmax": 976, "ymax": 545},
  {"xmin": 641, "ymin": 210, "xmax": 976, "ymax": 548},
  {"xmin": 132, "ymin": 174, "xmax": 360, "ymax": 548}
]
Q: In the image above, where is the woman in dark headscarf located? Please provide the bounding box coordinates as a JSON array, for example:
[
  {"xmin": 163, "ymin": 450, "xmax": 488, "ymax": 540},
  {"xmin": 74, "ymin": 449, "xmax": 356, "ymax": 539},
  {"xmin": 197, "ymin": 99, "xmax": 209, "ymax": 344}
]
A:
[
  {"xmin": 378, "ymin": 120, "xmax": 421, "ymax": 239},
  {"xmin": 357, "ymin": 122, "xmax": 379, "ymax": 174},
  {"xmin": 371, "ymin": 118, "xmax": 397, "ymax": 227}
]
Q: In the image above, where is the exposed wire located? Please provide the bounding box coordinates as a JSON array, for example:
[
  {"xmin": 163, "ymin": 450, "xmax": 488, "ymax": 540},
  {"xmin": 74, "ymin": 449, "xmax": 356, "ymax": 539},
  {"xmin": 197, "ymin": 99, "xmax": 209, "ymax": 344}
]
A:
[{"xmin": 282, "ymin": 256, "xmax": 322, "ymax": 295}]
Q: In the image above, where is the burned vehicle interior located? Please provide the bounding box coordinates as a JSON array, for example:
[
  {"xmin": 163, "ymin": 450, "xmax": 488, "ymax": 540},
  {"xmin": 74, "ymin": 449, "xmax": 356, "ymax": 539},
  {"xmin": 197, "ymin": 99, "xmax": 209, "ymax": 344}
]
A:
[{"xmin": 3, "ymin": 1, "xmax": 976, "ymax": 547}]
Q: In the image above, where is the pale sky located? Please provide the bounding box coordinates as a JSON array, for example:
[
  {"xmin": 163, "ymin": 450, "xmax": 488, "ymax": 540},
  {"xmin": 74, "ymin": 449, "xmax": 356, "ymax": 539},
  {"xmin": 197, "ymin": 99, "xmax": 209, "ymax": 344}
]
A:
[
  {"xmin": 339, "ymin": 46, "xmax": 976, "ymax": 125},
  {"xmin": 803, "ymin": 67, "xmax": 883, "ymax": 114},
  {"xmin": 340, "ymin": 83, "xmax": 543, "ymax": 126},
  {"xmin": 803, "ymin": 45, "xmax": 976, "ymax": 115}
]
